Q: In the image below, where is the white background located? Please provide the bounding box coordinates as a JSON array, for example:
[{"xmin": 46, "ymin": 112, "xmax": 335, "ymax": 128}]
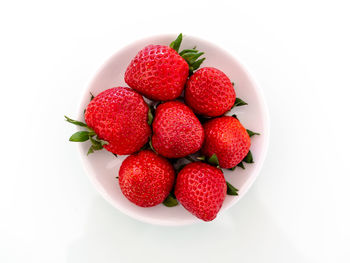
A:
[{"xmin": 1, "ymin": 0, "xmax": 349, "ymax": 262}]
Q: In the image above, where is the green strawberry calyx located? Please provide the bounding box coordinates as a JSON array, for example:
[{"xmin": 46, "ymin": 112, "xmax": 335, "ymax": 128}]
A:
[
  {"xmin": 246, "ymin": 129, "xmax": 260, "ymax": 137},
  {"xmin": 234, "ymin": 98, "xmax": 248, "ymax": 107},
  {"xmin": 170, "ymin": 33, "xmax": 206, "ymax": 75},
  {"xmin": 228, "ymin": 128, "xmax": 259, "ymax": 169},
  {"xmin": 163, "ymin": 193, "xmax": 178, "ymax": 207},
  {"xmin": 226, "ymin": 181, "xmax": 239, "ymax": 196},
  {"xmin": 64, "ymin": 115, "xmax": 109, "ymax": 155},
  {"xmin": 208, "ymin": 153, "xmax": 220, "ymax": 168},
  {"xmin": 196, "ymin": 154, "xmax": 240, "ymax": 196},
  {"xmin": 196, "ymin": 153, "xmax": 220, "ymax": 168},
  {"xmin": 147, "ymin": 108, "xmax": 153, "ymax": 125},
  {"xmin": 229, "ymin": 150, "xmax": 254, "ymax": 171}
]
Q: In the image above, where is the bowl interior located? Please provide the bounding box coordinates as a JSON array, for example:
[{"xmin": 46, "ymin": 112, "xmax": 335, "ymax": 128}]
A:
[{"xmin": 77, "ymin": 34, "xmax": 269, "ymax": 226}]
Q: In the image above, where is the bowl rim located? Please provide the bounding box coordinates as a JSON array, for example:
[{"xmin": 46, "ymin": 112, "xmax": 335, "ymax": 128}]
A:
[{"xmin": 75, "ymin": 34, "xmax": 270, "ymax": 226}]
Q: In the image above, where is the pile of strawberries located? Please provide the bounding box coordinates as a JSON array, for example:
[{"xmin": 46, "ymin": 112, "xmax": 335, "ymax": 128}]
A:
[{"xmin": 66, "ymin": 34, "xmax": 259, "ymax": 222}]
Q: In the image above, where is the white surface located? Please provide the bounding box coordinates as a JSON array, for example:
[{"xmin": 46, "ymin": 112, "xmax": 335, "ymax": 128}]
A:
[
  {"xmin": 79, "ymin": 34, "xmax": 269, "ymax": 225},
  {"xmin": 0, "ymin": 0, "xmax": 349, "ymax": 262}
]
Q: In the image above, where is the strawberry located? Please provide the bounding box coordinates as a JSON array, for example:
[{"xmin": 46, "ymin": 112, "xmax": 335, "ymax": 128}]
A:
[
  {"xmin": 151, "ymin": 101, "xmax": 204, "ymax": 158},
  {"xmin": 202, "ymin": 116, "xmax": 251, "ymax": 169},
  {"xmin": 185, "ymin": 67, "xmax": 236, "ymax": 117},
  {"xmin": 119, "ymin": 150, "xmax": 175, "ymax": 207},
  {"xmin": 65, "ymin": 87, "xmax": 151, "ymax": 155},
  {"xmin": 125, "ymin": 33, "xmax": 205, "ymax": 101},
  {"xmin": 175, "ymin": 162, "xmax": 227, "ymax": 221}
]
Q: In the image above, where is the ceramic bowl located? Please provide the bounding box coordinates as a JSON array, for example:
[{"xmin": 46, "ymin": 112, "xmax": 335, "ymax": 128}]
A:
[{"xmin": 76, "ymin": 34, "xmax": 269, "ymax": 226}]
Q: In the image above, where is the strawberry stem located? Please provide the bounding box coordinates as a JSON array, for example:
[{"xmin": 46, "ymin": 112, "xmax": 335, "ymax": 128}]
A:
[{"xmin": 196, "ymin": 155, "xmax": 206, "ymax": 161}]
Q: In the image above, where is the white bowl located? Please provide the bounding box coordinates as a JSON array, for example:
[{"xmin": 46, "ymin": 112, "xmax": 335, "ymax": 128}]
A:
[{"xmin": 76, "ymin": 34, "xmax": 270, "ymax": 226}]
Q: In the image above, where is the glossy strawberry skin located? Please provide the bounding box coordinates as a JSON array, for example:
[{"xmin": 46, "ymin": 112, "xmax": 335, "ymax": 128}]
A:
[
  {"xmin": 119, "ymin": 150, "xmax": 175, "ymax": 207},
  {"xmin": 185, "ymin": 67, "xmax": 236, "ymax": 117},
  {"xmin": 202, "ymin": 116, "xmax": 251, "ymax": 169},
  {"xmin": 84, "ymin": 87, "xmax": 151, "ymax": 155},
  {"xmin": 152, "ymin": 101, "xmax": 204, "ymax": 158},
  {"xmin": 124, "ymin": 45, "xmax": 189, "ymax": 101},
  {"xmin": 175, "ymin": 162, "xmax": 227, "ymax": 221}
]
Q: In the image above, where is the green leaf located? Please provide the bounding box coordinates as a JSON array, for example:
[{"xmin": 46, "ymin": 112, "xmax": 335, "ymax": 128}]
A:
[
  {"xmin": 237, "ymin": 162, "xmax": 245, "ymax": 169},
  {"xmin": 69, "ymin": 131, "xmax": 90, "ymax": 142},
  {"xmin": 231, "ymin": 114, "xmax": 238, "ymax": 119},
  {"xmin": 234, "ymin": 98, "xmax": 248, "ymax": 107},
  {"xmin": 64, "ymin": 116, "xmax": 87, "ymax": 127},
  {"xmin": 88, "ymin": 136, "xmax": 108, "ymax": 153},
  {"xmin": 90, "ymin": 136, "xmax": 100, "ymax": 146},
  {"xmin": 179, "ymin": 48, "xmax": 198, "ymax": 56},
  {"xmin": 149, "ymin": 139, "xmax": 156, "ymax": 153},
  {"xmin": 89, "ymin": 92, "xmax": 95, "ymax": 101},
  {"xmin": 93, "ymin": 144, "xmax": 103, "ymax": 150},
  {"xmin": 229, "ymin": 167, "xmax": 236, "ymax": 171},
  {"xmin": 94, "ymin": 136, "xmax": 109, "ymax": 145},
  {"xmin": 169, "ymin": 33, "xmax": 183, "ymax": 53},
  {"xmin": 148, "ymin": 108, "xmax": 153, "ymax": 125},
  {"xmin": 89, "ymin": 137, "xmax": 103, "ymax": 150},
  {"xmin": 191, "ymin": 57, "xmax": 206, "ymax": 72},
  {"xmin": 175, "ymin": 36, "xmax": 205, "ymax": 74},
  {"xmin": 87, "ymin": 145, "xmax": 95, "ymax": 155},
  {"xmin": 226, "ymin": 181, "xmax": 239, "ymax": 196},
  {"xmin": 182, "ymin": 51, "xmax": 205, "ymax": 64},
  {"xmin": 163, "ymin": 193, "xmax": 178, "ymax": 207},
  {"xmin": 87, "ymin": 136, "xmax": 108, "ymax": 155},
  {"xmin": 246, "ymin": 129, "xmax": 260, "ymax": 137},
  {"xmin": 99, "ymin": 139, "xmax": 109, "ymax": 146},
  {"xmin": 208, "ymin": 154, "xmax": 220, "ymax": 166},
  {"xmin": 243, "ymin": 150, "xmax": 254, "ymax": 163}
]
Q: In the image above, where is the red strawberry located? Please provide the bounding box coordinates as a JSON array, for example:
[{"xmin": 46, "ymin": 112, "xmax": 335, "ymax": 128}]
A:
[
  {"xmin": 125, "ymin": 34, "xmax": 205, "ymax": 101},
  {"xmin": 185, "ymin": 67, "xmax": 236, "ymax": 117},
  {"xmin": 65, "ymin": 87, "xmax": 151, "ymax": 155},
  {"xmin": 152, "ymin": 101, "xmax": 204, "ymax": 158},
  {"xmin": 119, "ymin": 150, "xmax": 175, "ymax": 207},
  {"xmin": 175, "ymin": 162, "xmax": 227, "ymax": 221},
  {"xmin": 202, "ymin": 116, "xmax": 251, "ymax": 169}
]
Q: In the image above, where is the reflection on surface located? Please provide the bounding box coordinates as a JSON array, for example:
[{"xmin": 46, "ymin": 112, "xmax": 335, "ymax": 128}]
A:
[{"xmin": 66, "ymin": 189, "xmax": 307, "ymax": 263}]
